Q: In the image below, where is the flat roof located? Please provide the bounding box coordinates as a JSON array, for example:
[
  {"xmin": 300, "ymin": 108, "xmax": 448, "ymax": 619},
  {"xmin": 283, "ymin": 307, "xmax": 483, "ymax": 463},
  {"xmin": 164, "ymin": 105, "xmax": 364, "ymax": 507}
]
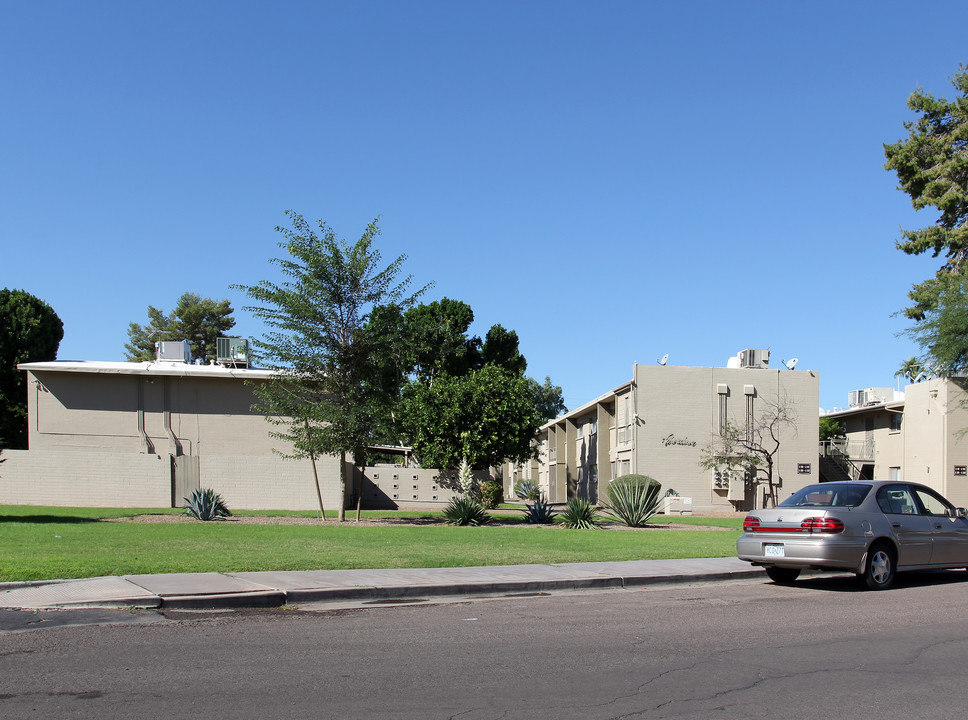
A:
[
  {"xmin": 19, "ymin": 360, "xmax": 278, "ymax": 380},
  {"xmin": 824, "ymin": 400, "xmax": 905, "ymax": 419}
]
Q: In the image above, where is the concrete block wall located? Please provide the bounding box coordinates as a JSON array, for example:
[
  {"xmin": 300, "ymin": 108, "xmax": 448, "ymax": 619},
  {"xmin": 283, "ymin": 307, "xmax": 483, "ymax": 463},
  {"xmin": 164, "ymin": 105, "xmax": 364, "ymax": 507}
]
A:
[
  {"xmin": 359, "ymin": 466, "xmax": 493, "ymax": 508},
  {"xmin": 201, "ymin": 455, "xmax": 345, "ymax": 511},
  {"xmin": 0, "ymin": 449, "xmax": 171, "ymax": 507}
]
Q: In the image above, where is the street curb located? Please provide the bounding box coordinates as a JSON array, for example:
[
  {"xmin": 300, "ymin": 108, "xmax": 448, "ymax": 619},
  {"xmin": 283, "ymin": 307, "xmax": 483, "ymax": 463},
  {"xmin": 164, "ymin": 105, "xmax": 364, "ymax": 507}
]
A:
[
  {"xmin": 161, "ymin": 590, "xmax": 286, "ymax": 610},
  {"xmin": 284, "ymin": 576, "xmax": 626, "ymax": 604}
]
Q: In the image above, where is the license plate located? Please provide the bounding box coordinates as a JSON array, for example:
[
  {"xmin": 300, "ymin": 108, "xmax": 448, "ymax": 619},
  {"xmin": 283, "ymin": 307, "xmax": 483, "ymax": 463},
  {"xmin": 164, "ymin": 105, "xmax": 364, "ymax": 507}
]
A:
[{"xmin": 764, "ymin": 543, "xmax": 785, "ymax": 558}]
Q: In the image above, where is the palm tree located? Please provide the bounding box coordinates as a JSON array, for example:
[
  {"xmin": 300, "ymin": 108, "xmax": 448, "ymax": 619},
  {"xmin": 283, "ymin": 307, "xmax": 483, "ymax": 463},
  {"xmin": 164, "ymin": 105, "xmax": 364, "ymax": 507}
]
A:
[{"xmin": 895, "ymin": 357, "xmax": 925, "ymax": 383}]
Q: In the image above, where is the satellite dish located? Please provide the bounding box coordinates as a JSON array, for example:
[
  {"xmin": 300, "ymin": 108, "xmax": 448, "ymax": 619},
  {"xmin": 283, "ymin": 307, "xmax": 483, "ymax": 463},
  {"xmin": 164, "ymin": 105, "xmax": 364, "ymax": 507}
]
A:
[
  {"xmin": 657, "ymin": 354, "xmax": 669, "ymax": 366},
  {"xmin": 783, "ymin": 358, "xmax": 799, "ymax": 370}
]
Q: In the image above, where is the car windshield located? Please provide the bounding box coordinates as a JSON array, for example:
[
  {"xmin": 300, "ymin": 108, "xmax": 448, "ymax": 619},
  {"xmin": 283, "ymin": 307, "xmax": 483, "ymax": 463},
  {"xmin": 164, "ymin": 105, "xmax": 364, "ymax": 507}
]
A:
[{"xmin": 779, "ymin": 483, "xmax": 871, "ymax": 508}]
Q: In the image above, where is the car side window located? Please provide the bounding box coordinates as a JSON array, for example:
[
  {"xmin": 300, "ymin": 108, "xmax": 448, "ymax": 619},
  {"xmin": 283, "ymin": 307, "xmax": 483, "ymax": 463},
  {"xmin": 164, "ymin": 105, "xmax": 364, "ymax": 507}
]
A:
[
  {"xmin": 913, "ymin": 487, "xmax": 952, "ymax": 516},
  {"xmin": 877, "ymin": 487, "xmax": 918, "ymax": 515}
]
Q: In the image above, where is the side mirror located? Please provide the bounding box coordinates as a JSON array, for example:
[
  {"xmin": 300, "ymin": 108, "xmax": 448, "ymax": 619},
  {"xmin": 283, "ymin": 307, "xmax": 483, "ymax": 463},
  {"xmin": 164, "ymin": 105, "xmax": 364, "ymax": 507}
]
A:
[{"xmin": 949, "ymin": 507, "xmax": 968, "ymax": 518}]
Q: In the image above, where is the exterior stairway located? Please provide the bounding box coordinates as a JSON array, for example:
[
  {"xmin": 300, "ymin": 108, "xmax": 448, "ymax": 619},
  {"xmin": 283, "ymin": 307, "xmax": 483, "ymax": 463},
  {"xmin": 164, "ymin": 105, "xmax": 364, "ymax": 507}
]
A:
[{"xmin": 819, "ymin": 454, "xmax": 853, "ymax": 483}]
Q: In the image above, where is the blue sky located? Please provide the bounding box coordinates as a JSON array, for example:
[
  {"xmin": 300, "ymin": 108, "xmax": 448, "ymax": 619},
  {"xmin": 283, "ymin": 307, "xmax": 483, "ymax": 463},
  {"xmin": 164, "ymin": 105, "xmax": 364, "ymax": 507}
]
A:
[{"xmin": 2, "ymin": 1, "xmax": 964, "ymax": 413}]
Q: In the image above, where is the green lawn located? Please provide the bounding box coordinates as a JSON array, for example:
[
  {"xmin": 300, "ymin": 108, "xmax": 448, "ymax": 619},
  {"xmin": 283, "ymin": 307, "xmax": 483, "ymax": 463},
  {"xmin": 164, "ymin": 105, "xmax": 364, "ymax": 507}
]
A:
[{"xmin": 0, "ymin": 505, "xmax": 743, "ymax": 582}]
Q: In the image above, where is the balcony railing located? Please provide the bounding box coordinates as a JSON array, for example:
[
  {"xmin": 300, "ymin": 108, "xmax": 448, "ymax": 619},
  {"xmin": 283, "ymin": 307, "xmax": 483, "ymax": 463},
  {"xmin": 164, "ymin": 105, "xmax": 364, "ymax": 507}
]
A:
[{"xmin": 820, "ymin": 439, "xmax": 874, "ymax": 462}]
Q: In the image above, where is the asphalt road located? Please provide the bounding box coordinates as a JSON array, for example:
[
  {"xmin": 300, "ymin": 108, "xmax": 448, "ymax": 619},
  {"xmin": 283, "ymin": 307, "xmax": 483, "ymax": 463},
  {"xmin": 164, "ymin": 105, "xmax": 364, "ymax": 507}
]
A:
[{"xmin": 3, "ymin": 571, "xmax": 968, "ymax": 718}]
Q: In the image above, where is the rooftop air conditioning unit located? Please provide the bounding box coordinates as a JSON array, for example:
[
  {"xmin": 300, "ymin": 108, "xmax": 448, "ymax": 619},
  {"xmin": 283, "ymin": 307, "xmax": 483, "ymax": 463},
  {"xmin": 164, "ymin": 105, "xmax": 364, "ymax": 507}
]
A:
[
  {"xmin": 155, "ymin": 340, "xmax": 191, "ymax": 363},
  {"xmin": 216, "ymin": 337, "xmax": 250, "ymax": 367},
  {"xmin": 738, "ymin": 348, "xmax": 770, "ymax": 369},
  {"xmin": 848, "ymin": 387, "xmax": 891, "ymax": 408}
]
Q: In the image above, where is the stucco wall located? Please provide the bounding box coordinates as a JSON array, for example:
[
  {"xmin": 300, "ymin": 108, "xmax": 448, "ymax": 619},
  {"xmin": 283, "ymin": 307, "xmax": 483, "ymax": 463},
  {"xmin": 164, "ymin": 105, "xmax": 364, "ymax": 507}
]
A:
[{"xmin": 0, "ymin": 448, "xmax": 172, "ymax": 507}]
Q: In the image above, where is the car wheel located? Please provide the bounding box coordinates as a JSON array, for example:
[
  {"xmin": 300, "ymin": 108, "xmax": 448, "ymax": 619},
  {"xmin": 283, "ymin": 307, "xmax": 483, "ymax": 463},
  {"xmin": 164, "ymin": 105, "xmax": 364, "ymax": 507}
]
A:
[
  {"xmin": 862, "ymin": 543, "xmax": 896, "ymax": 590},
  {"xmin": 765, "ymin": 566, "xmax": 801, "ymax": 584}
]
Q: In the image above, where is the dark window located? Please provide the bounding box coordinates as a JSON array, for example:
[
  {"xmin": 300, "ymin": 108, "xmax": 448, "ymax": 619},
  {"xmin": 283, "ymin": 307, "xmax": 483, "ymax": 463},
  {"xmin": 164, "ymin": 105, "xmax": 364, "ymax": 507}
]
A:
[
  {"xmin": 955, "ymin": 466, "xmax": 967, "ymax": 476},
  {"xmin": 797, "ymin": 463, "xmax": 811, "ymax": 474},
  {"xmin": 876, "ymin": 486, "xmax": 918, "ymax": 515},
  {"xmin": 780, "ymin": 483, "xmax": 870, "ymax": 508}
]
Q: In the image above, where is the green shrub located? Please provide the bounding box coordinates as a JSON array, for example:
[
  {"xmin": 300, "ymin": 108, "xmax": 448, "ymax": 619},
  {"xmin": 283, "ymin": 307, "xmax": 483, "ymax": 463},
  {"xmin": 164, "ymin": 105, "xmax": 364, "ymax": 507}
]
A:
[
  {"xmin": 478, "ymin": 479, "xmax": 504, "ymax": 509},
  {"xmin": 556, "ymin": 497, "xmax": 600, "ymax": 529},
  {"xmin": 184, "ymin": 488, "xmax": 231, "ymax": 521},
  {"xmin": 443, "ymin": 496, "xmax": 491, "ymax": 526},
  {"xmin": 513, "ymin": 479, "xmax": 541, "ymax": 502},
  {"xmin": 521, "ymin": 497, "xmax": 557, "ymax": 524},
  {"xmin": 603, "ymin": 474, "xmax": 662, "ymax": 527}
]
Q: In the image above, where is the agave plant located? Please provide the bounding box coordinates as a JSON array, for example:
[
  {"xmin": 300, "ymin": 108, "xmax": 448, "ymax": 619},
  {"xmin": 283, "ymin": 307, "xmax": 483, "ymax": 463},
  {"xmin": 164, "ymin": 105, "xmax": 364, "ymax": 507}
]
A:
[
  {"xmin": 184, "ymin": 488, "xmax": 232, "ymax": 521},
  {"xmin": 443, "ymin": 496, "xmax": 491, "ymax": 526},
  {"xmin": 556, "ymin": 497, "xmax": 600, "ymax": 529},
  {"xmin": 602, "ymin": 475, "xmax": 662, "ymax": 527},
  {"xmin": 521, "ymin": 497, "xmax": 557, "ymax": 524},
  {"xmin": 513, "ymin": 479, "xmax": 541, "ymax": 502}
]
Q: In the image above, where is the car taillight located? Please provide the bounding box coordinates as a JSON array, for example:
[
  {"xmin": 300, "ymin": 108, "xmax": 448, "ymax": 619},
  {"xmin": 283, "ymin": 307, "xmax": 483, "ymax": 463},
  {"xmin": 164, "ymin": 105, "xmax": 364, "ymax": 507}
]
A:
[
  {"xmin": 743, "ymin": 516, "xmax": 761, "ymax": 532},
  {"xmin": 801, "ymin": 517, "xmax": 844, "ymax": 533}
]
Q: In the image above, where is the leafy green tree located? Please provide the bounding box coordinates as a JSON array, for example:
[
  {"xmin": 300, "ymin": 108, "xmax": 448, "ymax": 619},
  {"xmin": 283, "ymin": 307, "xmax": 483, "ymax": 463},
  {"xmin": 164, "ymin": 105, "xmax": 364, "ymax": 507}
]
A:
[
  {"xmin": 885, "ymin": 66, "xmax": 968, "ymax": 373},
  {"xmin": 818, "ymin": 416, "xmax": 843, "ymax": 442},
  {"xmin": 400, "ymin": 364, "xmax": 542, "ymax": 470},
  {"xmin": 0, "ymin": 289, "xmax": 64, "ymax": 449},
  {"xmin": 402, "ymin": 298, "xmax": 479, "ymax": 382},
  {"xmin": 360, "ymin": 297, "xmax": 560, "ymax": 468},
  {"xmin": 527, "ymin": 375, "xmax": 567, "ymax": 422},
  {"xmin": 480, "ymin": 324, "xmax": 526, "ymax": 375},
  {"xmin": 125, "ymin": 292, "xmax": 235, "ymax": 362},
  {"xmin": 235, "ymin": 212, "xmax": 428, "ymax": 521}
]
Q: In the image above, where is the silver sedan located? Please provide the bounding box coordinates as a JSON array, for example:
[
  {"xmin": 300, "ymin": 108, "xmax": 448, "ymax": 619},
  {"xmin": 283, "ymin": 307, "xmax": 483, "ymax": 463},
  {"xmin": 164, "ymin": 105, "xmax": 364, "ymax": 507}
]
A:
[{"xmin": 736, "ymin": 480, "xmax": 968, "ymax": 589}]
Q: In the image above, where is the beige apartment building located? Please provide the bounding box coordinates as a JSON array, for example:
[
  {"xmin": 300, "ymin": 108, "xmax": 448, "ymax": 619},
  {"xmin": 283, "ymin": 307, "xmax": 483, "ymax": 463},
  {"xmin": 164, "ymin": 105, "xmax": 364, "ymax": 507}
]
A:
[
  {"xmin": 823, "ymin": 378, "xmax": 968, "ymax": 507},
  {"xmin": 2, "ymin": 337, "xmax": 483, "ymax": 510},
  {"xmin": 507, "ymin": 351, "xmax": 820, "ymax": 513},
  {"xmin": 1, "ymin": 357, "xmax": 348, "ymax": 510}
]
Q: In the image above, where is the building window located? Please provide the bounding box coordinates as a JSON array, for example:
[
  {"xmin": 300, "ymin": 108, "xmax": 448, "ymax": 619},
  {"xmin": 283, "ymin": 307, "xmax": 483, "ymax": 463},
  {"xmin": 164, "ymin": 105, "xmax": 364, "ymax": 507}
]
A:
[
  {"xmin": 891, "ymin": 414, "xmax": 902, "ymax": 433},
  {"xmin": 955, "ymin": 466, "xmax": 967, "ymax": 477},
  {"xmin": 745, "ymin": 395, "xmax": 755, "ymax": 443},
  {"xmin": 577, "ymin": 424, "xmax": 583, "ymax": 439},
  {"xmin": 797, "ymin": 463, "xmax": 811, "ymax": 474},
  {"xmin": 590, "ymin": 418, "xmax": 598, "ymax": 435},
  {"xmin": 718, "ymin": 391, "xmax": 728, "ymax": 435}
]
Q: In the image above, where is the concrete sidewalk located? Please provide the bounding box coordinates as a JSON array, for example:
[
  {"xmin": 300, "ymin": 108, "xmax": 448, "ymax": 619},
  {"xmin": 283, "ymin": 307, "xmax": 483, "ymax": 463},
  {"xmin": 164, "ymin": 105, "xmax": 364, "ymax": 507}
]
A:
[{"xmin": 0, "ymin": 558, "xmax": 764, "ymax": 611}]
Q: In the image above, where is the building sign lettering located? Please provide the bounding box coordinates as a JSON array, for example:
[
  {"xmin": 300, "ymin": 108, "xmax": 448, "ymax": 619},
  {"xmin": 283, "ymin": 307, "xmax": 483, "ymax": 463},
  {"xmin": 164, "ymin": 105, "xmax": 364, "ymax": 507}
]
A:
[{"xmin": 662, "ymin": 434, "xmax": 697, "ymax": 448}]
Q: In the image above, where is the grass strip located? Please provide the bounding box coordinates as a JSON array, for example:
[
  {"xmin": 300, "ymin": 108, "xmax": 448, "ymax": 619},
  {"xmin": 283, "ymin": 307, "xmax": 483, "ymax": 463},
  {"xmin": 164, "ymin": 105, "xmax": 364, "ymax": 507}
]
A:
[{"xmin": 0, "ymin": 506, "xmax": 742, "ymax": 582}]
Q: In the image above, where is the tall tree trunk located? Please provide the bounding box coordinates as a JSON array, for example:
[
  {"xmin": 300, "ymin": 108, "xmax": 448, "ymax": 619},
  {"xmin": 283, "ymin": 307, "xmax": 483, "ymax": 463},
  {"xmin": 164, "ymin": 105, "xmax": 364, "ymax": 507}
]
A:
[{"xmin": 309, "ymin": 451, "xmax": 325, "ymax": 521}]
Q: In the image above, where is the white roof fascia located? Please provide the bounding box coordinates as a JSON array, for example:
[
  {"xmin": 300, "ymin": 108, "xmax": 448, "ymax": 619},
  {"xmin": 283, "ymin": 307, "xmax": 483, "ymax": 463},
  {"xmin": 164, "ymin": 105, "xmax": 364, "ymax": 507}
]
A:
[{"xmin": 18, "ymin": 360, "xmax": 279, "ymax": 381}]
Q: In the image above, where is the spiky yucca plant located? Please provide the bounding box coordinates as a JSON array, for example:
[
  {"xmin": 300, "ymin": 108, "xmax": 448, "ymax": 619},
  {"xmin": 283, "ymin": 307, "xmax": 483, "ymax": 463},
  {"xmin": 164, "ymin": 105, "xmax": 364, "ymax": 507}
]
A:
[
  {"xmin": 602, "ymin": 475, "xmax": 662, "ymax": 527},
  {"xmin": 556, "ymin": 497, "xmax": 600, "ymax": 529},
  {"xmin": 184, "ymin": 488, "xmax": 232, "ymax": 521},
  {"xmin": 458, "ymin": 456, "xmax": 474, "ymax": 496},
  {"xmin": 443, "ymin": 496, "xmax": 490, "ymax": 526}
]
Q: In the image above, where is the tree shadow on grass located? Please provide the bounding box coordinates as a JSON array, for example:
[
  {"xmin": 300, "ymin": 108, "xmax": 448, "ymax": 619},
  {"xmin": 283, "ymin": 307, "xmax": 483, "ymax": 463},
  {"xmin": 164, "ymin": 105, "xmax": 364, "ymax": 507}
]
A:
[{"xmin": 0, "ymin": 515, "xmax": 99, "ymax": 524}]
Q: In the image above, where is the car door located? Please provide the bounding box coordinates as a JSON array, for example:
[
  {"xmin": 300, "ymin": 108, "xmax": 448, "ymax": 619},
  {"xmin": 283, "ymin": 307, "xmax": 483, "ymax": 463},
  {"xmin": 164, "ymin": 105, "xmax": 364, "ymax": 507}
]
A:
[
  {"xmin": 911, "ymin": 485, "xmax": 968, "ymax": 565},
  {"xmin": 875, "ymin": 485, "xmax": 934, "ymax": 566}
]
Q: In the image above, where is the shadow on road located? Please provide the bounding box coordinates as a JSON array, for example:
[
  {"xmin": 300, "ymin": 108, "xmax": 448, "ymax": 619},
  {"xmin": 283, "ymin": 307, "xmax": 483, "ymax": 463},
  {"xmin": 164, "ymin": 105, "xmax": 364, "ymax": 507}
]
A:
[{"xmin": 759, "ymin": 568, "xmax": 968, "ymax": 593}]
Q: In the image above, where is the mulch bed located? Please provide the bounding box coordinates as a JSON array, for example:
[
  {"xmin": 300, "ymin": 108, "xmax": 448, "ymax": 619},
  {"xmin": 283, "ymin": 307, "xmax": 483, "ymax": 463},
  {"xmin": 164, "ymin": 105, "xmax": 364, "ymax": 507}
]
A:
[{"xmin": 103, "ymin": 513, "xmax": 728, "ymax": 530}]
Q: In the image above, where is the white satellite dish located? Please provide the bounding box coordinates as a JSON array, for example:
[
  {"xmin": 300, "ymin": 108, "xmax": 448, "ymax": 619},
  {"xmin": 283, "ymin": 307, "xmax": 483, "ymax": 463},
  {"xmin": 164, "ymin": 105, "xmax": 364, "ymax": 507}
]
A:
[
  {"xmin": 783, "ymin": 358, "xmax": 799, "ymax": 370},
  {"xmin": 657, "ymin": 354, "xmax": 669, "ymax": 366}
]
